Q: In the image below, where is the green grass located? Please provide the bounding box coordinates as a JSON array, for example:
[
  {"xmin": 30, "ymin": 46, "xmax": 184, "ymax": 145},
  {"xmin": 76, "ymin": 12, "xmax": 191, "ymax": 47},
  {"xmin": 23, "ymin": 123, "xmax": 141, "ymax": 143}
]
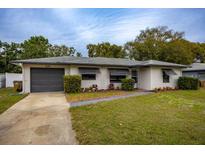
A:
[
  {"xmin": 0, "ymin": 88, "xmax": 28, "ymax": 114},
  {"xmin": 70, "ymin": 89, "xmax": 205, "ymax": 144},
  {"xmin": 66, "ymin": 90, "xmax": 135, "ymax": 102}
]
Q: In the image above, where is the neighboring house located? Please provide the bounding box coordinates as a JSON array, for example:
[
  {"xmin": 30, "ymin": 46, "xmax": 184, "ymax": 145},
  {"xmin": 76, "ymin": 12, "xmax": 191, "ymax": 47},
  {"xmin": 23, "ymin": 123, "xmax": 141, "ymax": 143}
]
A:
[
  {"xmin": 12, "ymin": 56, "xmax": 186, "ymax": 93},
  {"xmin": 182, "ymin": 63, "xmax": 205, "ymax": 81}
]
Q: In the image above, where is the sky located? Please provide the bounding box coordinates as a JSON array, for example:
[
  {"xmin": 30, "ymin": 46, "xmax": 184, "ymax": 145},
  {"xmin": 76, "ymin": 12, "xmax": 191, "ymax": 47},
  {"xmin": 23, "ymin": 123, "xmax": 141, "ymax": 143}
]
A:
[{"xmin": 0, "ymin": 8, "xmax": 205, "ymax": 56}]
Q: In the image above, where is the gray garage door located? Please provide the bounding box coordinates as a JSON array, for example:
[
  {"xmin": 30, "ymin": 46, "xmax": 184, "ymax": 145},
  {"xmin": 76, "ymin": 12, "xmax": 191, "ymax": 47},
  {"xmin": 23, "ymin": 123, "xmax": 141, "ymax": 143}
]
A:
[{"xmin": 31, "ymin": 68, "xmax": 64, "ymax": 92}]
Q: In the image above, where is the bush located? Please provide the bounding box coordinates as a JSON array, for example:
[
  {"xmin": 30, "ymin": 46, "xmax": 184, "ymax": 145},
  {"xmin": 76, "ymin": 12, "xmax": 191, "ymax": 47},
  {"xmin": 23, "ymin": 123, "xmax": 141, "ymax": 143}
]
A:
[
  {"xmin": 121, "ymin": 78, "xmax": 135, "ymax": 91},
  {"xmin": 178, "ymin": 77, "xmax": 199, "ymax": 90},
  {"xmin": 108, "ymin": 83, "xmax": 114, "ymax": 90},
  {"xmin": 64, "ymin": 75, "xmax": 81, "ymax": 93}
]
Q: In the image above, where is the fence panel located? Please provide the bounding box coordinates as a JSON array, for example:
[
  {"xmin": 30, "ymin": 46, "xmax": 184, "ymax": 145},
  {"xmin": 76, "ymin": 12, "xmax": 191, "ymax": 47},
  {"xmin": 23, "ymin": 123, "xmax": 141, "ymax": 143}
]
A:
[{"xmin": 6, "ymin": 73, "xmax": 23, "ymax": 87}]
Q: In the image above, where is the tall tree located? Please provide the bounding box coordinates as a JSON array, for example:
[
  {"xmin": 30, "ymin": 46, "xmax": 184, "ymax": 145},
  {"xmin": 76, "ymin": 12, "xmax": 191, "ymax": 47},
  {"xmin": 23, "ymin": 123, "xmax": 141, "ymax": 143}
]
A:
[
  {"xmin": 135, "ymin": 26, "xmax": 184, "ymax": 43},
  {"xmin": 0, "ymin": 41, "xmax": 22, "ymax": 73},
  {"xmin": 190, "ymin": 42, "xmax": 205, "ymax": 63},
  {"xmin": 124, "ymin": 26, "xmax": 199, "ymax": 64},
  {"xmin": 48, "ymin": 45, "xmax": 76, "ymax": 57},
  {"xmin": 0, "ymin": 36, "xmax": 80, "ymax": 73},
  {"xmin": 87, "ymin": 42, "xmax": 127, "ymax": 58},
  {"xmin": 160, "ymin": 39, "xmax": 194, "ymax": 65},
  {"xmin": 21, "ymin": 36, "xmax": 50, "ymax": 59}
]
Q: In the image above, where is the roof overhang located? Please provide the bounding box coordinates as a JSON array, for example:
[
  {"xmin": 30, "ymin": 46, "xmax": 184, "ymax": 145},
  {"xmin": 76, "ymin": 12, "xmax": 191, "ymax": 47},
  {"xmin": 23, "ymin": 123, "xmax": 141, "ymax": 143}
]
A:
[
  {"xmin": 11, "ymin": 61, "xmax": 141, "ymax": 68},
  {"xmin": 11, "ymin": 58, "xmax": 188, "ymax": 68}
]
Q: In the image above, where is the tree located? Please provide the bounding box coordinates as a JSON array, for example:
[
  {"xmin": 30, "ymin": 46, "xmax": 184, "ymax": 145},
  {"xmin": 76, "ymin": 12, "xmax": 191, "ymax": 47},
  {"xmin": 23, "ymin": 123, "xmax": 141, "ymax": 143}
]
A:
[
  {"xmin": 160, "ymin": 39, "xmax": 194, "ymax": 65},
  {"xmin": 190, "ymin": 42, "xmax": 205, "ymax": 63},
  {"xmin": 21, "ymin": 36, "xmax": 50, "ymax": 59},
  {"xmin": 0, "ymin": 41, "xmax": 22, "ymax": 73},
  {"xmin": 48, "ymin": 45, "xmax": 76, "ymax": 57},
  {"xmin": 87, "ymin": 42, "xmax": 127, "ymax": 58},
  {"xmin": 135, "ymin": 26, "xmax": 184, "ymax": 43},
  {"xmin": 76, "ymin": 52, "xmax": 82, "ymax": 57},
  {"xmin": 124, "ymin": 26, "xmax": 199, "ymax": 64},
  {"xmin": 0, "ymin": 36, "xmax": 80, "ymax": 73}
]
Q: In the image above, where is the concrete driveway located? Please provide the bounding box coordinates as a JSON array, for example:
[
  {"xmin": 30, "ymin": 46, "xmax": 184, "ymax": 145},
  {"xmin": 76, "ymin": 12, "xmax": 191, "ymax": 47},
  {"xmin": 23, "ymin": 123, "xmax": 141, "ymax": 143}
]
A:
[{"xmin": 0, "ymin": 92, "xmax": 77, "ymax": 144}]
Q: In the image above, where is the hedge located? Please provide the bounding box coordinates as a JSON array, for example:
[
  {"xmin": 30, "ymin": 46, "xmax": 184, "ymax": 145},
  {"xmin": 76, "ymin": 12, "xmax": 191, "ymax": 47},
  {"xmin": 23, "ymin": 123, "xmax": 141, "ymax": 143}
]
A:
[
  {"xmin": 121, "ymin": 78, "xmax": 135, "ymax": 91},
  {"xmin": 178, "ymin": 76, "xmax": 199, "ymax": 90},
  {"xmin": 64, "ymin": 75, "xmax": 81, "ymax": 93}
]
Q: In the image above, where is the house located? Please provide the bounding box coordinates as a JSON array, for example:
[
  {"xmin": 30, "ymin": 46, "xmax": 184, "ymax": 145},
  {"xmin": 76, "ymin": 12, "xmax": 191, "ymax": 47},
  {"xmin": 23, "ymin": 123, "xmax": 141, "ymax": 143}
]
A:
[
  {"xmin": 12, "ymin": 56, "xmax": 187, "ymax": 93},
  {"xmin": 182, "ymin": 63, "xmax": 205, "ymax": 81}
]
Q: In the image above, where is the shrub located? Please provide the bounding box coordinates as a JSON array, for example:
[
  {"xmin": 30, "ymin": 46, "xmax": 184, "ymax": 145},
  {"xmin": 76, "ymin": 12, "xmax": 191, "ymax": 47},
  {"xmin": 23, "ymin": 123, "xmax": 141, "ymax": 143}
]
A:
[
  {"xmin": 64, "ymin": 75, "xmax": 81, "ymax": 93},
  {"xmin": 178, "ymin": 77, "xmax": 199, "ymax": 90},
  {"xmin": 108, "ymin": 83, "xmax": 114, "ymax": 90},
  {"xmin": 91, "ymin": 84, "xmax": 98, "ymax": 92},
  {"xmin": 154, "ymin": 87, "xmax": 175, "ymax": 92},
  {"xmin": 121, "ymin": 78, "xmax": 135, "ymax": 91}
]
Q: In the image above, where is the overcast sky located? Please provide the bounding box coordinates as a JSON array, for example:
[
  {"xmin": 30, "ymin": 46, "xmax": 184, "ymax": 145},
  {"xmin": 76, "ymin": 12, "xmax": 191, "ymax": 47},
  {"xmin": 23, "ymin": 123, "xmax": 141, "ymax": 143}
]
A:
[{"xmin": 0, "ymin": 8, "xmax": 205, "ymax": 56}]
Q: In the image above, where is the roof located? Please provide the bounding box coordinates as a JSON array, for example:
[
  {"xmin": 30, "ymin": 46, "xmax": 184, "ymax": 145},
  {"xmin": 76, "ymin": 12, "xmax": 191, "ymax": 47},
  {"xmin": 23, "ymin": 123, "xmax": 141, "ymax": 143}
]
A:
[
  {"xmin": 12, "ymin": 56, "xmax": 187, "ymax": 68},
  {"xmin": 12, "ymin": 56, "xmax": 142, "ymax": 67},
  {"xmin": 141, "ymin": 60, "xmax": 187, "ymax": 68},
  {"xmin": 182, "ymin": 63, "xmax": 205, "ymax": 72}
]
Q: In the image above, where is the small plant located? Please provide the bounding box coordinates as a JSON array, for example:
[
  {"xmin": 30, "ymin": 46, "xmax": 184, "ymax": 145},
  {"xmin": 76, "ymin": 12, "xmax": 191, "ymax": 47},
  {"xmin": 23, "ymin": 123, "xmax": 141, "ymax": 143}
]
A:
[
  {"xmin": 154, "ymin": 88, "xmax": 158, "ymax": 93},
  {"xmin": 121, "ymin": 78, "xmax": 135, "ymax": 91},
  {"xmin": 154, "ymin": 87, "xmax": 175, "ymax": 92},
  {"xmin": 108, "ymin": 83, "xmax": 114, "ymax": 90},
  {"xmin": 91, "ymin": 84, "xmax": 98, "ymax": 92},
  {"xmin": 64, "ymin": 75, "xmax": 81, "ymax": 93},
  {"xmin": 81, "ymin": 88, "xmax": 86, "ymax": 92},
  {"xmin": 178, "ymin": 77, "xmax": 199, "ymax": 90}
]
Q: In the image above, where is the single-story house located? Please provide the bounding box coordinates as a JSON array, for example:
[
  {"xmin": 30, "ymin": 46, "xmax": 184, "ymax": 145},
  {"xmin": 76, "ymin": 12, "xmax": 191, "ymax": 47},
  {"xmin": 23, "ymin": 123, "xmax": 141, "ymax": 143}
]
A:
[
  {"xmin": 182, "ymin": 63, "xmax": 205, "ymax": 81},
  {"xmin": 12, "ymin": 56, "xmax": 187, "ymax": 93}
]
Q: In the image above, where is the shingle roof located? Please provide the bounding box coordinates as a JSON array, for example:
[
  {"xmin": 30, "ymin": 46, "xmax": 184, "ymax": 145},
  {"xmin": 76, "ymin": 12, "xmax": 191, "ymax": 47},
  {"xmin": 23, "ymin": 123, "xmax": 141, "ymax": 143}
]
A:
[
  {"xmin": 182, "ymin": 63, "xmax": 205, "ymax": 71},
  {"xmin": 12, "ymin": 56, "xmax": 142, "ymax": 67},
  {"xmin": 12, "ymin": 56, "xmax": 187, "ymax": 68},
  {"xmin": 141, "ymin": 60, "xmax": 187, "ymax": 68}
]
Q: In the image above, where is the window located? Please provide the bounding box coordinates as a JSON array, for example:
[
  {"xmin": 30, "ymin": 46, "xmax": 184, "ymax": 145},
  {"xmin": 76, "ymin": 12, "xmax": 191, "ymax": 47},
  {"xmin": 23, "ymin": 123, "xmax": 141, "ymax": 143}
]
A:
[
  {"xmin": 162, "ymin": 70, "xmax": 170, "ymax": 83},
  {"xmin": 132, "ymin": 70, "xmax": 138, "ymax": 83},
  {"xmin": 82, "ymin": 74, "xmax": 96, "ymax": 80},
  {"xmin": 109, "ymin": 69, "xmax": 128, "ymax": 83},
  {"xmin": 199, "ymin": 72, "xmax": 205, "ymax": 80},
  {"xmin": 110, "ymin": 75, "xmax": 126, "ymax": 83}
]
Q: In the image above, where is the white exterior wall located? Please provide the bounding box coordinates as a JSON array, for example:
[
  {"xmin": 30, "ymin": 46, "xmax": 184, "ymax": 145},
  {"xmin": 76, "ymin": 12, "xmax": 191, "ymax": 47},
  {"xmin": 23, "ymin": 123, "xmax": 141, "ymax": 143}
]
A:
[
  {"xmin": 22, "ymin": 64, "xmax": 139, "ymax": 93},
  {"xmin": 22, "ymin": 64, "xmax": 114, "ymax": 93},
  {"xmin": 150, "ymin": 66, "xmax": 182, "ymax": 90},
  {"xmin": 138, "ymin": 67, "xmax": 152, "ymax": 90},
  {"xmin": 70, "ymin": 66, "xmax": 110, "ymax": 90},
  {"xmin": 98, "ymin": 67, "xmax": 110, "ymax": 89},
  {"xmin": 22, "ymin": 63, "xmax": 182, "ymax": 92},
  {"xmin": 6, "ymin": 73, "xmax": 23, "ymax": 87},
  {"xmin": 138, "ymin": 66, "xmax": 182, "ymax": 90},
  {"xmin": 69, "ymin": 66, "xmax": 78, "ymax": 75},
  {"xmin": 22, "ymin": 64, "xmax": 70, "ymax": 93}
]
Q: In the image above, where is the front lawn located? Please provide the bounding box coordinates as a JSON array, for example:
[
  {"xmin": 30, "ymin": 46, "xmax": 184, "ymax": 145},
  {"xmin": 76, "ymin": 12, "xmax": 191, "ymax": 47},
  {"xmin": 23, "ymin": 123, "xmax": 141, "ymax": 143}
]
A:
[
  {"xmin": 66, "ymin": 90, "xmax": 135, "ymax": 102},
  {"xmin": 0, "ymin": 88, "xmax": 28, "ymax": 114},
  {"xmin": 70, "ymin": 89, "xmax": 205, "ymax": 144}
]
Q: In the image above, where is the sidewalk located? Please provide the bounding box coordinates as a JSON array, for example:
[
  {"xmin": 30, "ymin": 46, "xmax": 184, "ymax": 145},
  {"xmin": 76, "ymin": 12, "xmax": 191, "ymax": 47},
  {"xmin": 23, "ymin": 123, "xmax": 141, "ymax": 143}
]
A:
[{"xmin": 69, "ymin": 91, "xmax": 152, "ymax": 107}]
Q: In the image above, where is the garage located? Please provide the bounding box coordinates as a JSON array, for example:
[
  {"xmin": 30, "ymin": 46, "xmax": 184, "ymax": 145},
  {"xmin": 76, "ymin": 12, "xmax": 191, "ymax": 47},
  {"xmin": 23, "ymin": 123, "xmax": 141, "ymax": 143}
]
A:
[{"xmin": 31, "ymin": 68, "xmax": 64, "ymax": 92}]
